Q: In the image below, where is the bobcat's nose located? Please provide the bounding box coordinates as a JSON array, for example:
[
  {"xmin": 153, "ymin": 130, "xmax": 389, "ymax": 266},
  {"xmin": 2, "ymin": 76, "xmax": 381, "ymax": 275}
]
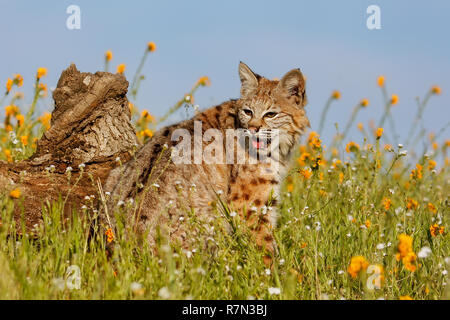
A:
[{"xmin": 248, "ymin": 126, "xmax": 260, "ymax": 133}]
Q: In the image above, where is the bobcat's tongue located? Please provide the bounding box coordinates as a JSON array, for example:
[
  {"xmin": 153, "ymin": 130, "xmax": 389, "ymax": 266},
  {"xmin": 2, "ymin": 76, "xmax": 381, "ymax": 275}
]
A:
[{"xmin": 252, "ymin": 139, "xmax": 264, "ymax": 149}]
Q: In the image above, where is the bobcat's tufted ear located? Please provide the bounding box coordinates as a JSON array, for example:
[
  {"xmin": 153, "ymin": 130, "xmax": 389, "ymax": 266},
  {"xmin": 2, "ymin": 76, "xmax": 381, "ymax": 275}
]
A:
[
  {"xmin": 238, "ymin": 62, "xmax": 258, "ymax": 98},
  {"xmin": 277, "ymin": 69, "xmax": 307, "ymax": 107}
]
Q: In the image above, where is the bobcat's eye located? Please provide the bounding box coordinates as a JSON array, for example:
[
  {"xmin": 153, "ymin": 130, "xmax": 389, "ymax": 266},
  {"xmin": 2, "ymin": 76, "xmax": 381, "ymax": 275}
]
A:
[
  {"xmin": 242, "ymin": 109, "xmax": 253, "ymax": 117},
  {"xmin": 264, "ymin": 112, "xmax": 278, "ymax": 119}
]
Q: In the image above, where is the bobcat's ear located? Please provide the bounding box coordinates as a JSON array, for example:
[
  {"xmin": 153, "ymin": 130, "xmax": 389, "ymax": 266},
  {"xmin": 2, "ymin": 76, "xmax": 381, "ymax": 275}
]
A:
[
  {"xmin": 239, "ymin": 62, "xmax": 258, "ymax": 98},
  {"xmin": 277, "ymin": 69, "xmax": 307, "ymax": 107}
]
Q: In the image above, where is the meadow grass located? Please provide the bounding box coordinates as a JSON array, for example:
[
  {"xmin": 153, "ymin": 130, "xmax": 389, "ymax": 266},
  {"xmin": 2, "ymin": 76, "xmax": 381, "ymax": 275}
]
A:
[{"xmin": 0, "ymin": 46, "xmax": 448, "ymax": 300}]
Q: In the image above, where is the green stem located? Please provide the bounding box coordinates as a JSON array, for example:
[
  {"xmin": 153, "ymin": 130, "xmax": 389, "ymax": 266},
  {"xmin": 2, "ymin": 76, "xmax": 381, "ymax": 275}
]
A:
[{"xmin": 130, "ymin": 49, "xmax": 149, "ymax": 100}]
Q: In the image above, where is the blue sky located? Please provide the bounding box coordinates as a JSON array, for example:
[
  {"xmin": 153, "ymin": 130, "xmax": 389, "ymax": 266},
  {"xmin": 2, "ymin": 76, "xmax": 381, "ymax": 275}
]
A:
[{"xmin": 1, "ymin": 0, "xmax": 449, "ymax": 147}]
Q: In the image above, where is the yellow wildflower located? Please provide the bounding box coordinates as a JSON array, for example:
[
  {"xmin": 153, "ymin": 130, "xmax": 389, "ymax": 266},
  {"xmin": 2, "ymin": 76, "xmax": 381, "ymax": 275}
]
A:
[
  {"xmin": 347, "ymin": 256, "xmax": 369, "ymax": 279},
  {"xmin": 345, "ymin": 141, "xmax": 360, "ymax": 153},
  {"xmin": 427, "ymin": 202, "xmax": 437, "ymax": 214},
  {"xmin": 365, "ymin": 220, "xmax": 371, "ymax": 229},
  {"xmin": 197, "ymin": 76, "xmax": 211, "ymax": 87},
  {"xmin": 105, "ymin": 228, "xmax": 114, "ymax": 243},
  {"xmin": 396, "ymin": 234, "xmax": 417, "ymax": 272},
  {"xmin": 431, "ymin": 85, "xmax": 441, "ymax": 95},
  {"xmin": 360, "ymin": 98, "xmax": 369, "ymax": 107},
  {"xmin": 13, "ymin": 74, "xmax": 23, "ymax": 87},
  {"xmin": 432, "ymin": 142, "xmax": 438, "ymax": 150},
  {"xmin": 390, "ymin": 94, "xmax": 399, "ymax": 105},
  {"xmin": 143, "ymin": 129, "xmax": 153, "ymax": 138},
  {"xmin": 430, "ymin": 224, "xmax": 444, "ymax": 237},
  {"xmin": 38, "ymin": 83, "xmax": 48, "ymax": 97},
  {"xmin": 147, "ymin": 41, "xmax": 157, "ymax": 52},
  {"xmin": 286, "ymin": 183, "xmax": 294, "ymax": 192},
  {"xmin": 377, "ymin": 76, "xmax": 385, "ymax": 87},
  {"xmin": 20, "ymin": 135, "xmax": 28, "ymax": 146},
  {"xmin": 116, "ymin": 64, "xmax": 126, "ymax": 74},
  {"xmin": 410, "ymin": 163, "xmax": 423, "ymax": 180},
  {"xmin": 9, "ymin": 189, "xmax": 21, "ymax": 199},
  {"xmin": 428, "ymin": 159, "xmax": 436, "ymax": 170},
  {"xmin": 105, "ymin": 50, "xmax": 113, "ymax": 61},
  {"xmin": 406, "ymin": 198, "xmax": 419, "ymax": 210},
  {"xmin": 357, "ymin": 122, "xmax": 364, "ymax": 131},
  {"xmin": 299, "ymin": 168, "xmax": 313, "ymax": 180},
  {"xmin": 382, "ymin": 197, "xmax": 392, "ymax": 211},
  {"xmin": 6, "ymin": 78, "xmax": 13, "ymax": 93},
  {"xmin": 5, "ymin": 105, "xmax": 19, "ymax": 116},
  {"xmin": 399, "ymin": 295, "xmax": 413, "ymax": 300},
  {"xmin": 331, "ymin": 90, "xmax": 341, "ymax": 99},
  {"xmin": 16, "ymin": 114, "xmax": 25, "ymax": 126},
  {"xmin": 375, "ymin": 127, "xmax": 383, "ymax": 139},
  {"xmin": 37, "ymin": 67, "xmax": 47, "ymax": 79}
]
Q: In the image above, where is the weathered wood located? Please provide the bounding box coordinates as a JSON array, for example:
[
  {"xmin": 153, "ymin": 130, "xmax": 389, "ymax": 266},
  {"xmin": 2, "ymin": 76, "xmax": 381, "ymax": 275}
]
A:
[{"xmin": 0, "ymin": 64, "xmax": 138, "ymax": 231}]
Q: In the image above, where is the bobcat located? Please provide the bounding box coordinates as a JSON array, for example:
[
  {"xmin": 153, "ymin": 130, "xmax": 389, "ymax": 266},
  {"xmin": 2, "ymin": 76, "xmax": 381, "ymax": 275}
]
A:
[{"xmin": 102, "ymin": 62, "xmax": 309, "ymax": 265}]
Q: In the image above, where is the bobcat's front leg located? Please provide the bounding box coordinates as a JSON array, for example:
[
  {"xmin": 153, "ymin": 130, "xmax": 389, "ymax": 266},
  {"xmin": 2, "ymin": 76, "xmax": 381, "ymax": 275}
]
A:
[{"xmin": 228, "ymin": 164, "xmax": 280, "ymax": 266}]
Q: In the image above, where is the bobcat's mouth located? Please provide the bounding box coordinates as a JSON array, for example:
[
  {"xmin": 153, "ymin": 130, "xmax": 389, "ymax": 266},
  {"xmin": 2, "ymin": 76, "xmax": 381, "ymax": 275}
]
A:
[
  {"xmin": 244, "ymin": 130, "xmax": 272, "ymax": 150},
  {"xmin": 251, "ymin": 135, "xmax": 271, "ymax": 149}
]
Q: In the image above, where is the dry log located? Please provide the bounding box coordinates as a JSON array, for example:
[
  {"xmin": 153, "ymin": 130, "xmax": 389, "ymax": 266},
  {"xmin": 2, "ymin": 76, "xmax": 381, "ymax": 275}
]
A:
[{"xmin": 0, "ymin": 64, "xmax": 138, "ymax": 231}]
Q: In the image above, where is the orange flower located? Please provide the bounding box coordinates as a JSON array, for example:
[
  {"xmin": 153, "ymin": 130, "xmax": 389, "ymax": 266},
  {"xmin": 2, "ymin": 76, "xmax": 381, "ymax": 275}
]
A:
[
  {"xmin": 428, "ymin": 159, "xmax": 437, "ymax": 170},
  {"xmin": 105, "ymin": 50, "xmax": 113, "ymax": 61},
  {"xmin": 20, "ymin": 135, "xmax": 28, "ymax": 146},
  {"xmin": 377, "ymin": 76, "xmax": 385, "ymax": 87},
  {"xmin": 9, "ymin": 188, "xmax": 21, "ymax": 199},
  {"xmin": 399, "ymin": 295, "xmax": 413, "ymax": 300},
  {"xmin": 6, "ymin": 78, "xmax": 13, "ymax": 93},
  {"xmin": 382, "ymin": 197, "xmax": 392, "ymax": 211},
  {"xmin": 299, "ymin": 168, "xmax": 313, "ymax": 180},
  {"xmin": 430, "ymin": 224, "xmax": 444, "ymax": 237},
  {"xmin": 147, "ymin": 41, "xmax": 157, "ymax": 52},
  {"xmin": 375, "ymin": 127, "xmax": 383, "ymax": 139},
  {"xmin": 16, "ymin": 114, "xmax": 25, "ymax": 126},
  {"xmin": 5, "ymin": 104, "xmax": 19, "ymax": 116},
  {"xmin": 360, "ymin": 98, "xmax": 369, "ymax": 107},
  {"xmin": 396, "ymin": 234, "xmax": 417, "ymax": 272},
  {"xmin": 410, "ymin": 164, "xmax": 423, "ymax": 180},
  {"xmin": 105, "ymin": 228, "xmax": 115, "ymax": 243},
  {"xmin": 13, "ymin": 74, "xmax": 23, "ymax": 87},
  {"xmin": 357, "ymin": 122, "xmax": 364, "ymax": 131},
  {"xmin": 390, "ymin": 94, "xmax": 399, "ymax": 105},
  {"xmin": 427, "ymin": 202, "xmax": 437, "ymax": 214},
  {"xmin": 331, "ymin": 90, "xmax": 341, "ymax": 100},
  {"xmin": 197, "ymin": 76, "xmax": 211, "ymax": 87},
  {"xmin": 347, "ymin": 256, "xmax": 369, "ymax": 279},
  {"xmin": 345, "ymin": 141, "xmax": 360, "ymax": 153},
  {"xmin": 365, "ymin": 220, "xmax": 371, "ymax": 228},
  {"xmin": 116, "ymin": 64, "xmax": 126, "ymax": 74},
  {"xmin": 431, "ymin": 85, "xmax": 441, "ymax": 95},
  {"xmin": 38, "ymin": 83, "xmax": 47, "ymax": 97},
  {"xmin": 406, "ymin": 198, "xmax": 419, "ymax": 210},
  {"xmin": 37, "ymin": 67, "xmax": 47, "ymax": 79},
  {"xmin": 286, "ymin": 183, "xmax": 294, "ymax": 192},
  {"xmin": 143, "ymin": 129, "xmax": 153, "ymax": 138}
]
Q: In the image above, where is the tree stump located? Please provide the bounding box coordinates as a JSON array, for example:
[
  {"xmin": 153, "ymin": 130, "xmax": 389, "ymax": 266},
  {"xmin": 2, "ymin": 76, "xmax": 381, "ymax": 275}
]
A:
[{"xmin": 0, "ymin": 64, "xmax": 138, "ymax": 232}]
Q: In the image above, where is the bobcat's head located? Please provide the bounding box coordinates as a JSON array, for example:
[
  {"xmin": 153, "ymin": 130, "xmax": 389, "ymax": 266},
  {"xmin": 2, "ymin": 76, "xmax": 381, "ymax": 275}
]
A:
[{"xmin": 236, "ymin": 62, "xmax": 309, "ymax": 159}]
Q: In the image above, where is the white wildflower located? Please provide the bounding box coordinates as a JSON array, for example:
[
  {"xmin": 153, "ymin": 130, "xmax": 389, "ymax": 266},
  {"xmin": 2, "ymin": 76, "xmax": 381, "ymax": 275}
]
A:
[
  {"xmin": 418, "ymin": 246, "xmax": 432, "ymax": 259},
  {"xmin": 268, "ymin": 287, "xmax": 281, "ymax": 295}
]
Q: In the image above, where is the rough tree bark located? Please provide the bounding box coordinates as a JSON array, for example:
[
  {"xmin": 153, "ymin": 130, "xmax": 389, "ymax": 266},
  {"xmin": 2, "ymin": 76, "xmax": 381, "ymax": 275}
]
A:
[{"xmin": 0, "ymin": 64, "xmax": 138, "ymax": 232}]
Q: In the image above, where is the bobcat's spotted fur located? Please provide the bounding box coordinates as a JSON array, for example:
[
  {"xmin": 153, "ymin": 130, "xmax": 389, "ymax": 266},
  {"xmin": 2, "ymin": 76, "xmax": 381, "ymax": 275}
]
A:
[{"xmin": 103, "ymin": 62, "xmax": 309, "ymax": 264}]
